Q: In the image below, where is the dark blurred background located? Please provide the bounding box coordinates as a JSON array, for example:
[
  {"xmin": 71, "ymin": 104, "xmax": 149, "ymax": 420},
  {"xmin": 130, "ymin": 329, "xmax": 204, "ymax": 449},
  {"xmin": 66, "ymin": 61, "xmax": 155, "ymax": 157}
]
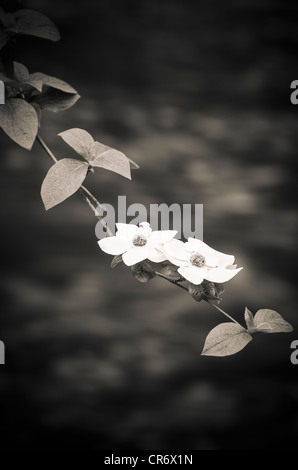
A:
[{"xmin": 0, "ymin": 0, "xmax": 298, "ymax": 449}]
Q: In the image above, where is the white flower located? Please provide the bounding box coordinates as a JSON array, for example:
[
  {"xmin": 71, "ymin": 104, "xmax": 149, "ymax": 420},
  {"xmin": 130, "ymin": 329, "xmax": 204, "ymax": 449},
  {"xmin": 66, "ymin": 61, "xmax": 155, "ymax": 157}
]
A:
[
  {"xmin": 98, "ymin": 222, "xmax": 177, "ymax": 266},
  {"xmin": 164, "ymin": 238, "xmax": 243, "ymax": 285}
]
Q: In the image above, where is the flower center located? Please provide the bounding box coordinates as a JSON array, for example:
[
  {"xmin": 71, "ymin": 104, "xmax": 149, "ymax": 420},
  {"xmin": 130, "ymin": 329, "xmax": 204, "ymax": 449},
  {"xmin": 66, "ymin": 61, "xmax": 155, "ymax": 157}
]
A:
[
  {"xmin": 190, "ymin": 252, "xmax": 206, "ymax": 268},
  {"xmin": 132, "ymin": 234, "xmax": 147, "ymax": 247}
]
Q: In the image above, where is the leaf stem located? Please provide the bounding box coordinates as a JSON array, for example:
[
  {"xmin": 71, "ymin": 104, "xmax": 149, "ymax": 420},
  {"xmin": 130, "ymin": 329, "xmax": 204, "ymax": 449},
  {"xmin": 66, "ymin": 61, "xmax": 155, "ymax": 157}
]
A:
[
  {"xmin": 36, "ymin": 133, "xmax": 113, "ymax": 236},
  {"xmin": 155, "ymin": 272, "xmax": 242, "ymax": 326},
  {"xmin": 36, "ymin": 134, "xmax": 57, "ymax": 163},
  {"xmin": 154, "ymin": 271, "xmax": 188, "ymax": 291},
  {"xmin": 205, "ymin": 300, "xmax": 243, "ymax": 327}
]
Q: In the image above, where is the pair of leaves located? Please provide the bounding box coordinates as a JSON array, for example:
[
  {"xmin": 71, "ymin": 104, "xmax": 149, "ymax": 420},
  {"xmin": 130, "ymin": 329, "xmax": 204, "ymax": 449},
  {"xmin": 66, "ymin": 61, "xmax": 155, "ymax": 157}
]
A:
[
  {"xmin": 202, "ymin": 308, "xmax": 293, "ymax": 357},
  {"xmin": 41, "ymin": 128, "xmax": 138, "ymax": 211},
  {"xmin": 244, "ymin": 308, "xmax": 293, "ymax": 334},
  {"xmin": 0, "ymin": 8, "xmax": 60, "ymax": 50},
  {"xmin": 0, "ymin": 62, "xmax": 79, "ymax": 149}
]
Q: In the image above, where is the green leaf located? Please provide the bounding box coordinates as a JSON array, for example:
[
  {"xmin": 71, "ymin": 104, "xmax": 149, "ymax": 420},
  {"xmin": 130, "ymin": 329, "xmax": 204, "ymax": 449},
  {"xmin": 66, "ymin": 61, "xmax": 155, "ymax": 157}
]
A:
[
  {"xmin": 0, "ymin": 98, "xmax": 38, "ymax": 149},
  {"xmin": 41, "ymin": 158, "xmax": 89, "ymax": 210},
  {"xmin": 253, "ymin": 309, "xmax": 293, "ymax": 334},
  {"xmin": 11, "ymin": 9, "xmax": 60, "ymax": 42},
  {"xmin": 33, "ymin": 88, "xmax": 80, "ymax": 112},
  {"xmin": 28, "ymin": 73, "xmax": 77, "ymax": 94},
  {"xmin": 244, "ymin": 307, "xmax": 255, "ymax": 332},
  {"xmin": 58, "ymin": 128, "xmax": 95, "ymax": 159},
  {"xmin": 111, "ymin": 255, "xmax": 123, "ymax": 269},
  {"xmin": 202, "ymin": 323, "xmax": 253, "ymax": 357},
  {"xmin": 13, "ymin": 61, "xmax": 29, "ymax": 83},
  {"xmin": 92, "ymin": 147, "xmax": 131, "ymax": 180}
]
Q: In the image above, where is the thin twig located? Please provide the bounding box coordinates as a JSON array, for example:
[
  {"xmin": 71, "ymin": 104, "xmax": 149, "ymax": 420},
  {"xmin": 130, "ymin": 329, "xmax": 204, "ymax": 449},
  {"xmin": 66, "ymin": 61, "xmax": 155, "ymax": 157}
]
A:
[
  {"xmin": 205, "ymin": 299, "xmax": 242, "ymax": 327},
  {"xmin": 81, "ymin": 184, "xmax": 102, "ymax": 207},
  {"xmin": 155, "ymin": 272, "xmax": 188, "ymax": 291},
  {"xmin": 36, "ymin": 134, "xmax": 57, "ymax": 163}
]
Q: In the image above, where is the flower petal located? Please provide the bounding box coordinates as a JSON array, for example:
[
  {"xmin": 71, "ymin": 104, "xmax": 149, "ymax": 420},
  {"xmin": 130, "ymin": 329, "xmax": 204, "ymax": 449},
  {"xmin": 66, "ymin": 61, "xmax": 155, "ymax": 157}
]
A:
[
  {"xmin": 187, "ymin": 238, "xmax": 235, "ymax": 267},
  {"xmin": 149, "ymin": 230, "xmax": 177, "ymax": 245},
  {"xmin": 139, "ymin": 222, "xmax": 152, "ymax": 237},
  {"xmin": 164, "ymin": 239, "xmax": 188, "ymax": 265},
  {"xmin": 147, "ymin": 246, "xmax": 168, "ymax": 263},
  {"xmin": 204, "ymin": 267, "xmax": 243, "ymax": 283},
  {"xmin": 98, "ymin": 236, "xmax": 132, "ymax": 255},
  {"xmin": 116, "ymin": 223, "xmax": 138, "ymax": 240},
  {"xmin": 122, "ymin": 246, "xmax": 149, "ymax": 266},
  {"xmin": 178, "ymin": 266, "xmax": 205, "ymax": 285}
]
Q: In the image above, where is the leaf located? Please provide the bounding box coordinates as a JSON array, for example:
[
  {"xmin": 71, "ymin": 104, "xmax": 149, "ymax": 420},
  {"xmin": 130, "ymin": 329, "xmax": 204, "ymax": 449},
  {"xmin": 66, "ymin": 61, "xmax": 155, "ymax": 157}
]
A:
[
  {"xmin": 24, "ymin": 75, "xmax": 44, "ymax": 93},
  {"xmin": 33, "ymin": 88, "xmax": 80, "ymax": 112},
  {"xmin": 29, "ymin": 73, "xmax": 77, "ymax": 94},
  {"xmin": 41, "ymin": 158, "xmax": 89, "ymax": 210},
  {"xmin": 202, "ymin": 323, "xmax": 253, "ymax": 357},
  {"xmin": 31, "ymin": 103, "xmax": 42, "ymax": 127},
  {"xmin": 88, "ymin": 141, "xmax": 111, "ymax": 161},
  {"xmin": 128, "ymin": 158, "xmax": 140, "ymax": 170},
  {"xmin": 92, "ymin": 148, "xmax": 131, "ymax": 180},
  {"xmin": 111, "ymin": 255, "xmax": 123, "ymax": 269},
  {"xmin": 11, "ymin": 9, "xmax": 60, "ymax": 42},
  {"xmin": 58, "ymin": 128, "xmax": 95, "ymax": 159},
  {"xmin": 13, "ymin": 62, "xmax": 29, "ymax": 83},
  {"xmin": 253, "ymin": 309, "xmax": 293, "ymax": 334},
  {"xmin": 0, "ymin": 98, "xmax": 38, "ymax": 149},
  {"xmin": 59, "ymin": 129, "xmax": 135, "ymax": 179},
  {"xmin": 244, "ymin": 307, "xmax": 255, "ymax": 332}
]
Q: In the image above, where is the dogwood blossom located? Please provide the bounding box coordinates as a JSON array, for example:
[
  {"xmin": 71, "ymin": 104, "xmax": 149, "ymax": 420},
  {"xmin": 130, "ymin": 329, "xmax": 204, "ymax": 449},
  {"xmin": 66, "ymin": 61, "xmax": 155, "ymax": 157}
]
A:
[
  {"xmin": 98, "ymin": 222, "xmax": 177, "ymax": 266},
  {"xmin": 164, "ymin": 238, "xmax": 243, "ymax": 285}
]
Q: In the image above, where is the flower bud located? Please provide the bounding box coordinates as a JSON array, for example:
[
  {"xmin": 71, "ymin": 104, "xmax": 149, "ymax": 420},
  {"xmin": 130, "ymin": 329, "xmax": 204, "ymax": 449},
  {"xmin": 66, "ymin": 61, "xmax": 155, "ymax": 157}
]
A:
[
  {"xmin": 188, "ymin": 283, "xmax": 205, "ymax": 302},
  {"xmin": 131, "ymin": 260, "xmax": 157, "ymax": 283},
  {"xmin": 156, "ymin": 261, "xmax": 184, "ymax": 282},
  {"xmin": 188, "ymin": 281, "xmax": 225, "ymax": 302},
  {"xmin": 202, "ymin": 280, "xmax": 224, "ymax": 301}
]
